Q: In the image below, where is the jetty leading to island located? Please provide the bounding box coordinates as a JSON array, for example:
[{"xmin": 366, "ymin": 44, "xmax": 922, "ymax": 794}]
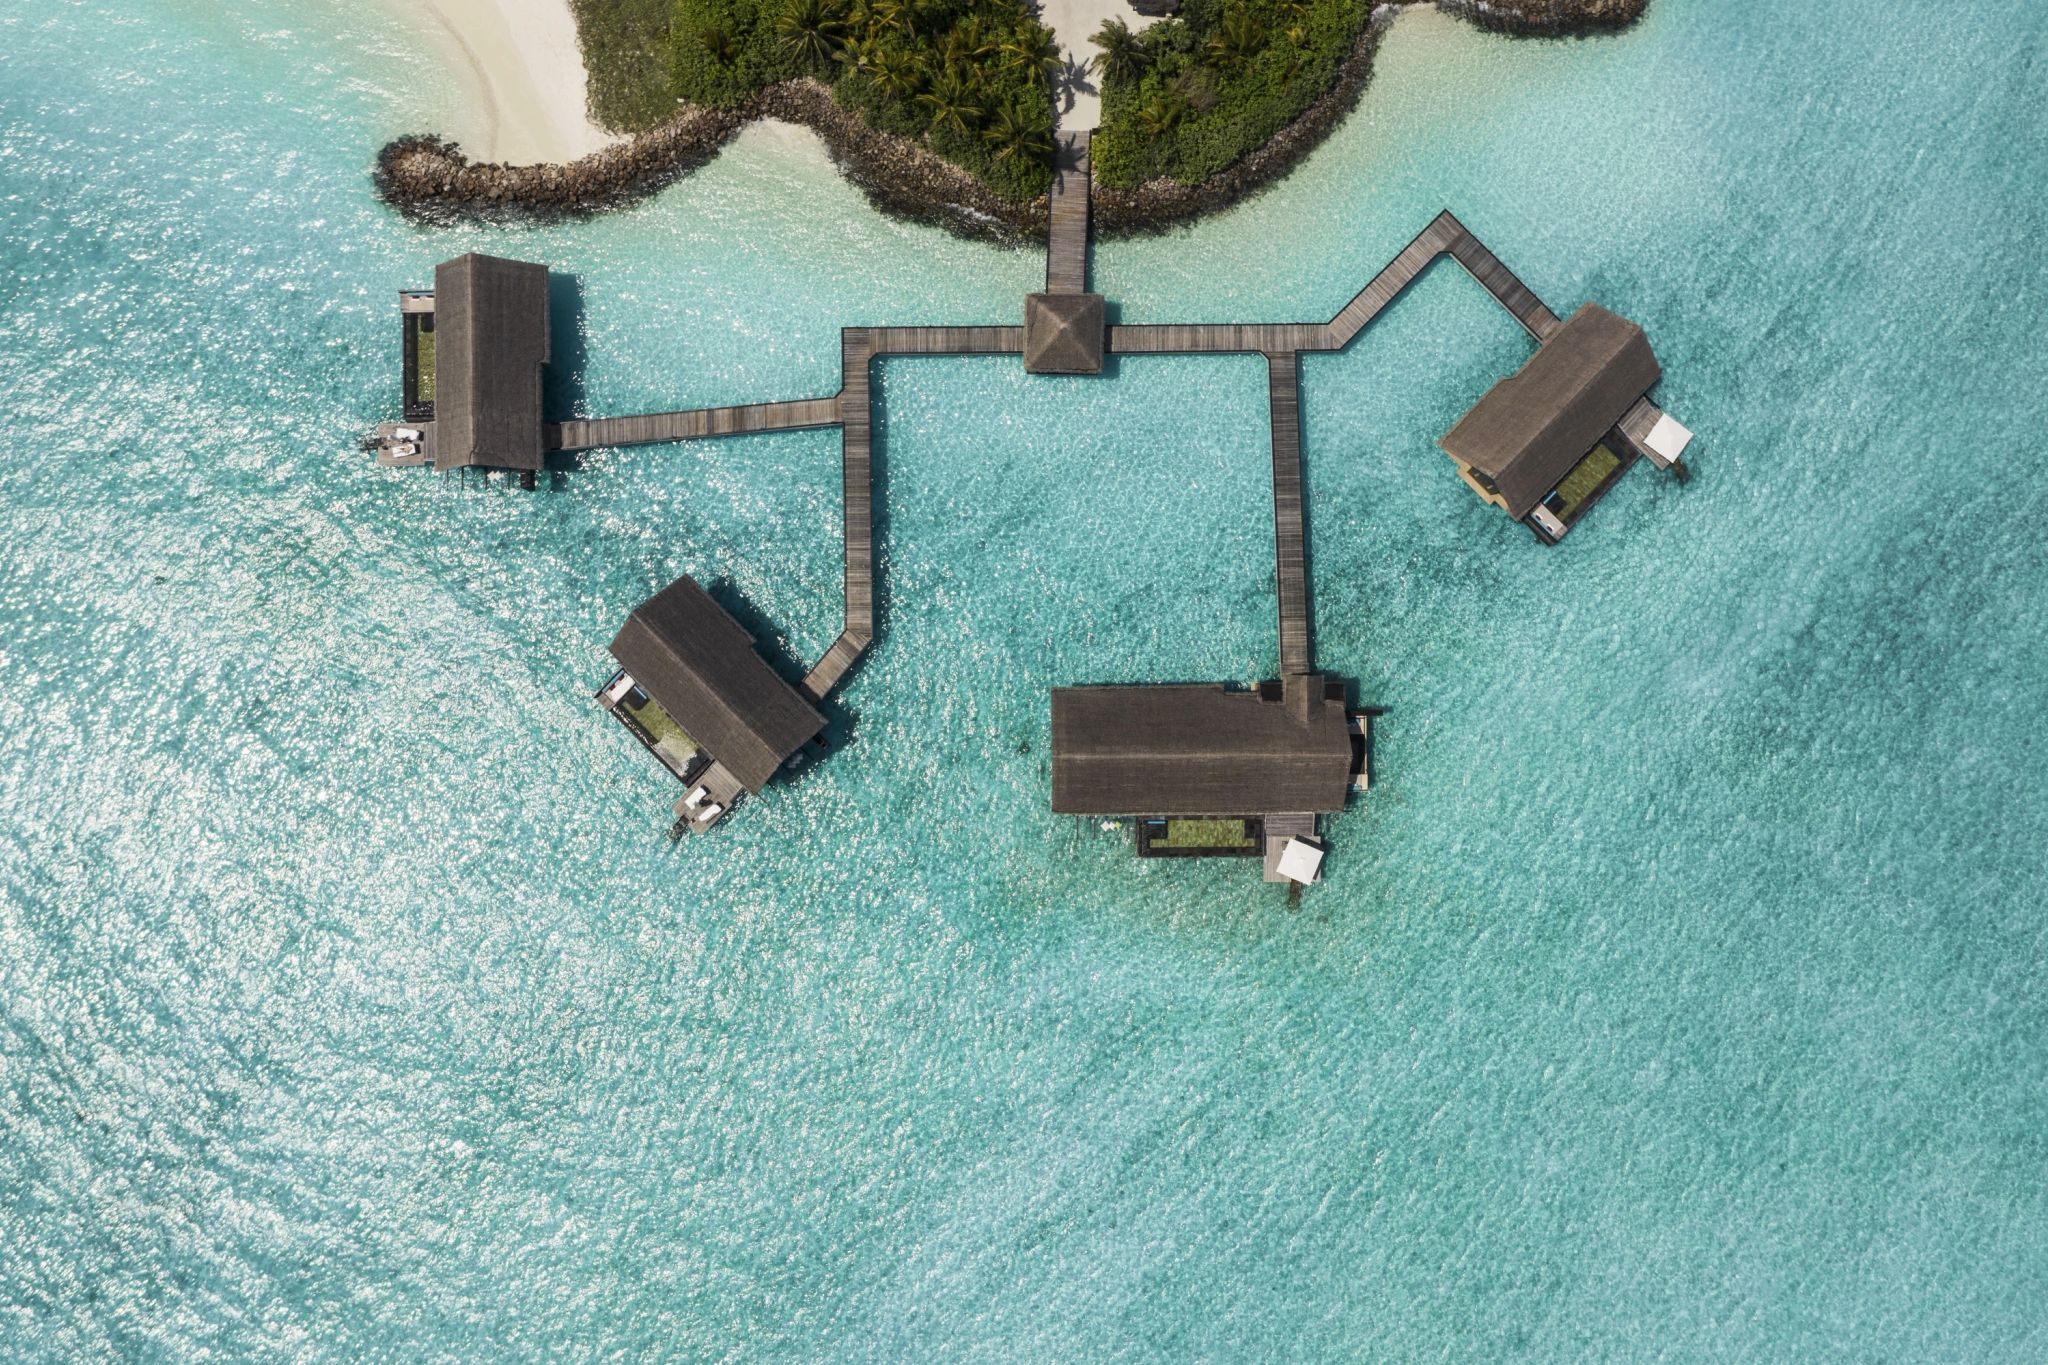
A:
[{"xmin": 375, "ymin": 147, "xmax": 1692, "ymax": 882}]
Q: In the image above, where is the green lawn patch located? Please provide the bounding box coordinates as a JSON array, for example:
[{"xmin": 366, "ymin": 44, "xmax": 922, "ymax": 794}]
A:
[
  {"xmin": 1154, "ymin": 818, "xmax": 1260, "ymax": 850},
  {"xmin": 1552, "ymin": 441, "xmax": 1622, "ymax": 523},
  {"xmin": 415, "ymin": 326, "xmax": 435, "ymax": 406},
  {"xmin": 624, "ymin": 693, "xmax": 701, "ymax": 772}
]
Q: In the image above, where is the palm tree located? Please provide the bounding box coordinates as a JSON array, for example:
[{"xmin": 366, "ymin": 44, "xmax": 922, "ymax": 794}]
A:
[
  {"xmin": 778, "ymin": 0, "xmax": 850, "ymax": 69},
  {"xmin": 1207, "ymin": 6, "xmax": 1266, "ymax": 71},
  {"xmin": 1000, "ymin": 23, "xmax": 1061, "ymax": 84},
  {"xmin": 953, "ymin": 15, "xmax": 998, "ymax": 59},
  {"xmin": 982, "ymin": 103, "xmax": 1052, "ymax": 166},
  {"xmin": 1134, "ymin": 88, "xmax": 1186, "ymax": 136},
  {"xmin": 869, "ymin": 0, "xmax": 910, "ymax": 35},
  {"xmin": 917, "ymin": 70, "xmax": 984, "ymax": 137},
  {"xmin": 697, "ymin": 21, "xmax": 738, "ymax": 67},
  {"xmin": 1090, "ymin": 17, "xmax": 1149, "ymax": 87},
  {"xmin": 866, "ymin": 43, "xmax": 921, "ymax": 100}
]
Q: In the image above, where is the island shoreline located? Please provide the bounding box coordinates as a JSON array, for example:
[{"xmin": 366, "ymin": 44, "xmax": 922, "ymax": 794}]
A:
[{"xmin": 373, "ymin": 0, "xmax": 1646, "ymax": 244}]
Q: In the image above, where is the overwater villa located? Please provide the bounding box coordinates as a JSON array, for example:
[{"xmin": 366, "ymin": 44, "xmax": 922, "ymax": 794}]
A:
[
  {"xmin": 383, "ymin": 252, "xmax": 550, "ymax": 484},
  {"xmin": 376, "ymin": 191, "xmax": 1690, "ymax": 882},
  {"xmin": 1441, "ymin": 303, "xmax": 1692, "ymax": 543},
  {"xmin": 596, "ymin": 574, "xmax": 825, "ymax": 835},
  {"xmin": 1052, "ymin": 676, "xmax": 1369, "ymax": 884}
]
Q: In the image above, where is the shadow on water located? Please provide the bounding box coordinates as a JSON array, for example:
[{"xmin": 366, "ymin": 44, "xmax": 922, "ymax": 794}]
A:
[
  {"xmin": 704, "ymin": 576, "xmax": 856, "ymax": 766},
  {"xmin": 1098, "ymin": 297, "xmax": 1126, "ymax": 381},
  {"xmin": 544, "ymin": 270, "xmax": 589, "ymax": 487}
]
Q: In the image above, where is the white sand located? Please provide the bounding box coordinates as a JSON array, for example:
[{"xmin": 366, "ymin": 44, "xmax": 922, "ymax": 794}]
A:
[
  {"xmin": 1036, "ymin": 0, "xmax": 1158, "ymax": 132},
  {"xmin": 388, "ymin": 0, "xmax": 620, "ymax": 164}
]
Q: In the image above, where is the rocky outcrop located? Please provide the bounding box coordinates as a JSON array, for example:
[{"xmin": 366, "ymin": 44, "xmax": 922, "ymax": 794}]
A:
[
  {"xmin": 753, "ymin": 83, "xmax": 1044, "ymax": 242},
  {"xmin": 373, "ymin": 0, "xmax": 1647, "ymax": 242},
  {"xmin": 376, "ymin": 80, "xmax": 1043, "ymax": 243}
]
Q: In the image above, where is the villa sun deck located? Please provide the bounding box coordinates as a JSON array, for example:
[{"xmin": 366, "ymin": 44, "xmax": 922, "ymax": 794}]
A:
[{"xmin": 377, "ymin": 151, "xmax": 1688, "ymax": 871}]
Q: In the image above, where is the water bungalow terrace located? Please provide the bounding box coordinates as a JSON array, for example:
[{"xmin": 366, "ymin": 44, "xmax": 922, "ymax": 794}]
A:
[
  {"xmin": 1440, "ymin": 303, "xmax": 1683, "ymax": 542},
  {"xmin": 601, "ymin": 574, "xmax": 825, "ymax": 834}
]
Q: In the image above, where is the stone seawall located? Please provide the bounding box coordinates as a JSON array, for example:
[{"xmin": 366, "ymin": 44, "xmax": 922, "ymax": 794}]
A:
[
  {"xmin": 374, "ymin": 80, "xmax": 1044, "ymax": 243},
  {"xmin": 373, "ymin": 0, "xmax": 1645, "ymax": 244}
]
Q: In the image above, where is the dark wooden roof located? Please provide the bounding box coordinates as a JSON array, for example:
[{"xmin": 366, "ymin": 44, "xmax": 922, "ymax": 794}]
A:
[
  {"xmin": 609, "ymin": 575, "xmax": 824, "ymax": 793},
  {"xmin": 1051, "ymin": 678, "xmax": 1352, "ymax": 816},
  {"xmin": 1439, "ymin": 303, "xmax": 1659, "ymax": 518},
  {"xmin": 432, "ymin": 254, "xmax": 550, "ymax": 473},
  {"xmin": 1024, "ymin": 292, "xmax": 1104, "ymax": 374}
]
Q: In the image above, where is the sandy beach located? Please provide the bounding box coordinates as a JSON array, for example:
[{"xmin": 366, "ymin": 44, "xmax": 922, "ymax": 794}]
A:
[
  {"xmin": 1037, "ymin": 0, "xmax": 1156, "ymax": 131},
  {"xmin": 388, "ymin": 0, "xmax": 618, "ymax": 164}
]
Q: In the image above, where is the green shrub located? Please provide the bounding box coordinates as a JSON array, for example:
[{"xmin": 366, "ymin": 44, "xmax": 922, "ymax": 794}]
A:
[
  {"xmin": 1093, "ymin": 0, "xmax": 1365, "ymax": 188},
  {"xmin": 569, "ymin": 0, "xmax": 682, "ymax": 132},
  {"xmin": 667, "ymin": 0, "xmax": 1056, "ymax": 194}
]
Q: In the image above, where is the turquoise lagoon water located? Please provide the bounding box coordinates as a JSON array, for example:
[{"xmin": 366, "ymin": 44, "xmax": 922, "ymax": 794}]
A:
[{"xmin": 3, "ymin": 0, "xmax": 2046, "ymax": 1356}]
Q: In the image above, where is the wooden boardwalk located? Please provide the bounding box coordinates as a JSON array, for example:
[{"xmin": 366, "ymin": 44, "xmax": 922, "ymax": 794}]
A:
[
  {"xmin": 550, "ymin": 198, "xmax": 1622, "ymax": 705},
  {"xmin": 1046, "ymin": 132, "xmax": 1091, "ymax": 295},
  {"xmin": 1266, "ymin": 352, "xmax": 1311, "ymax": 677},
  {"xmin": 800, "ymin": 330, "xmax": 877, "ymax": 702},
  {"xmin": 1109, "ymin": 324, "xmax": 1327, "ymax": 355},
  {"xmin": 1324, "ymin": 211, "xmax": 1558, "ymax": 350},
  {"xmin": 547, "ymin": 396, "xmax": 840, "ymax": 452},
  {"xmin": 867, "ymin": 326, "xmax": 1023, "ymax": 356},
  {"xmin": 797, "ymin": 324, "xmax": 1026, "ymax": 698}
]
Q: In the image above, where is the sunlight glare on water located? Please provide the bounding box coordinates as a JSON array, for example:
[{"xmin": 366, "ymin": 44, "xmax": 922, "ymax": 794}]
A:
[{"xmin": 1, "ymin": 0, "xmax": 2045, "ymax": 1357}]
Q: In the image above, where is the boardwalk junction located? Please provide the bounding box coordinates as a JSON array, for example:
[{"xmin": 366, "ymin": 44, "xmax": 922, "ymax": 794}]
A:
[{"xmin": 368, "ymin": 130, "xmax": 1692, "ymax": 885}]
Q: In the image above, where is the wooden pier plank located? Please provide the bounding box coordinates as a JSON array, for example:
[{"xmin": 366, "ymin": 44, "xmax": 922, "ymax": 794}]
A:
[
  {"xmin": 1267, "ymin": 350, "xmax": 1312, "ymax": 677},
  {"xmin": 1324, "ymin": 211, "xmax": 1466, "ymax": 348},
  {"xmin": 1445, "ymin": 224, "xmax": 1560, "ymax": 340},
  {"xmin": 548, "ymin": 395, "xmax": 840, "ymax": 452},
  {"xmin": 837, "ymin": 328, "xmax": 874, "ymax": 651},
  {"xmin": 1046, "ymin": 131, "xmax": 1092, "ymax": 295},
  {"xmin": 1106, "ymin": 324, "xmax": 1329, "ymax": 356},
  {"xmin": 866, "ymin": 326, "xmax": 1024, "ymax": 356}
]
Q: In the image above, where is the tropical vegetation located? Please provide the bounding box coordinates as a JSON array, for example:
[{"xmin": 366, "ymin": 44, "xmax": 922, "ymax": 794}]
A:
[
  {"xmin": 670, "ymin": 0, "xmax": 1057, "ymax": 196},
  {"xmin": 1090, "ymin": 0, "xmax": 1366, "ymax": 188},
  {"xmin": 569, "ymin": 0, "xmax": 683, "ymax": 131}
]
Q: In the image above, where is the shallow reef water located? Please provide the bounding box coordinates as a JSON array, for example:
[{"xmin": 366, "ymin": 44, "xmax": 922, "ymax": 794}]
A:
[{"xmin": 1, "ymin": 0, "xmax": 2045, "ymax": 1357}]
